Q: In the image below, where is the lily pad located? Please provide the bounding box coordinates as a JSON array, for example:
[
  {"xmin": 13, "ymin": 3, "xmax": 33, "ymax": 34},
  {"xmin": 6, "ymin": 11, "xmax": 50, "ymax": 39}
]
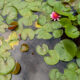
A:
[
  {"xmin": 54, "ymin": 39, "xmax": 77, "ymax": 61},
  {"xmin": 49, "ymin": 69, "xmax": 62, "ymax": 80},
  {"xmin": 76, "ymin": 58, "xmax": 80, "ymax": 67},
  {"xmin": 21, "ymin": 28, "xmax": 35, "ymax": 40},
  {"xmin": 38, "ymin": 15, "xmax": 46, "ymax": 26},
  {"xmin": 67, "ymin": 62, "xmax": 78, "ymax": 70},
  {"xmin": 44, "ymin": 50, "xmax": 59, "ymax": 65},
  {"xmin": 0, "ymin": 57, "xmax": 15, "ymax": 75},
  {"xmin": 53, "ymin": 29, "xmax": 63, "ymax": 38},
  {"xmin": 36, "ymin": 44, "xmax": 48, "ymax": 56},
  {"xmin": 65, "ymin": 26, "xmax": 79, "ymax": 38},
  {"xmin": 0, "ymin": 74, "xmax": 12, "ymax": 80}
]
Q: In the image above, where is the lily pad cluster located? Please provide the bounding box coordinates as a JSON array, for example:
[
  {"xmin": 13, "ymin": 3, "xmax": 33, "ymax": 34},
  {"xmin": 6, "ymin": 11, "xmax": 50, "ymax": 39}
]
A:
[
  {"xmin": 49, "ymin": 62, "xmax": 80, "ymax": 80},
  {"xmin": 0, "ymin": 0, "xmax": 80, "ymax": 80},
  {"xmin": 0, "ymin": 38, "xmax": 15, "ymax": 80},
  {"xmin": 36, "ymin": 39, "xmax": 79, "ymax": 65}
]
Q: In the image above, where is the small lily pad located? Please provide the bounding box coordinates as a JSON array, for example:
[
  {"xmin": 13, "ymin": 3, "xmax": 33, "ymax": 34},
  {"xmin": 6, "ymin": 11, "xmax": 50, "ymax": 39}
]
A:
[
  {"xmin": 21, "ymin": 28, "xmax": 35, "ymax": 40},
  {"xmin": 36, "ymin": 44, "xmax": 48, "ymax": 56},
  {"xmin": 44, "ymin": 50, "xmax": 59, "ymax": 65}
]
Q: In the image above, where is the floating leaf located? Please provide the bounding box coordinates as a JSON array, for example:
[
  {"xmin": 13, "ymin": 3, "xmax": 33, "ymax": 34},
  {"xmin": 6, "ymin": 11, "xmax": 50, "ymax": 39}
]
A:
[
  {"xmin": 0, "ymin": 22, "xmax": 8, "ymax": 33},
  {"xmin": 0, "ymin": 57, "xmax": 15, "ymax": 75},
  {"xmin": 21, "ymin": 28, "xmax": 35, "ymax": 40},
  {"xmin": 51, "ymin": 21, "xmax": 62, "ymax": 29},
  {"xmin": 44, "ymin": 50, "xmax": 59, "ymax": 65},
  {"xmin": 60, "ymin": 18, "xmax": 72, "ymax": 28},
  {"xmin": 65, "ymin": 25, "xmax": 79, "ymax": 38},
  {"xmin": 2, "ymin": 6, "xmax": 17, "ymax": 24},
  {"xmin": 77, "ymin": 14, "xmax": 80, "ymax": 25},
  {"xmin": 49, "ymin": 69, "xmax": 62, "ymax": 80},
  {"xmin": 42, "ymin": 23, "xmax": 53, "ymax": 32},
  {"xmin": 64, "ymin": 69, "xmax": 78, "ymax": 80},
  {"xmin": 38, "ymin": 15, "xmax": 46, "ymax": 26},
  {"xmin": 53, "ymin": 29, "xmax": 63, "ymax": 38},
  {"xmin": 47, "ymin": 0, "xmax": 56, "ymax": 6},
  {"xmin": 41, "ymin": 2, "xmax": 53, "ymax": 14},
  {"xmin": 27, "ymin": 1, "xmax": 41, "ymax": 11},
  {"xmin": 67, "ymin": 62, "xmax": 78, "ymax": 71},
  {"xmin": 19, "ymin": 8, "xmax": 32, "ymax": 17},
  {"xmin": 36, "ymin": 29, "xmax": 52, "ymax": 39},
  {"xmin": 0, "ymin": 52, "xmax": 11, "ymax": 59},
  {"xmin": 76, "ymin": 47, "xmax": 80, "ymax": 58},
  {"xmin": 0, "ymin": 16, "xmax": 4, "ymax": 22},
  {"xmin": 76, "ymin": 58, "xmax": 80, "ymax": 67},
  {"xmin": 0, "ymin": 0, "xmax": 4, "ymax": 9},
  {"xmin": 54, "ymin": 39, "xmax": 77, "ymax": 61},
  {"xmin": 53, "ymin": 1, "xmax": 69, "ymax": 12},
  {"xmin": 36, "ymin": 44, "xmax": 48, "ymax": 56},
  {"xmin": 13, "ymin": 1, "xmax": 27, "ymax": 10},
  {"xmin": 0, "ymin": 74, "xmax": 12, "ymax": 80}
]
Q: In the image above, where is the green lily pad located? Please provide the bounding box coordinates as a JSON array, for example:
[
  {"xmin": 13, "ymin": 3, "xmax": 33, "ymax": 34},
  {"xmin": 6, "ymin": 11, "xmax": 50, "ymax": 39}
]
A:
[
  {"xmin": 47, "ymin": 0, "xmax": 56, "ymax": 6},
  {"xmin": 54, "ymin": 39, "xmax": 77, "ymax": 61},
  {"xmin": 76, "ymin": 58, "xmax": 80, "ymax": 67},
  {"xmin": 76, "ymin": 47, "xmax": 80, "ymax": 58},
  {"xmin": 27, "ymin": 1, "xmax": 41, "ymax": 11},
  {"xmin": 60, "ymin": 18, "xmax": 72, "ymax": 28},
  {"xmin": 42, "ymin": 23, "xmax": 53, "ymax": 32},
  {"xmin": 36, "ymin": 29, "xmax": 52, "ymax": 39},
  {"xmin": 49, "ymin": 69, "xmax": 62, "ymax": 80},
  {"xmin": 0, "ymin": 57, "xmax": 15, "ymax": 75},
  {"xmin": 51, "ymin": 21, "xmax": 62, "ymax": 29},
  {"xmin": 2, "ymin": 6, "xmax": 17, "ymax": 24},
  {"xmin": 0, "ymin": 22, "xmax": 8, "ymax": 33},
  {"xmin": 44, "ymin": 50, "xmax": 59, "ymax": 65},
  {"xmin": 64, "ymin": 69, "xmax": 78, "ymax": 80},
  {"xmin": 0, "ymin": 16, "xmax": 4, "ymax": 22},
  {"xmin": 0, "ymin": 74, "xmax": 12, "ymax": 80},
  {"xmin": 67, "ymin": 62, "xmax": 78, "ymax": 71},
  {"xmin": 41, "ymin": 2, "xmax": 53, "ymax": 14},
  {"xmin": 19, "ymin": 8, "xmax": 32, "ymax": 17},
  {"xmin": 65, "ymin": 26, "xmax": 79, "ymax": 38},
  {"xmin": 38, "ymin": 15, "xmax": 46, "ymax": 26},
  {"xmin": 53, "ymin": 29, "xmax": 63, "ymax": 38},
  {"xmin": 36, "ymin": 44, "xmax": 48, "ymax": 56},
  {"xmin": 21, "ymin": 28, "xmax": 35, "ymax": 40},
  {"xmin": 0, "ymin": 0, "xmax": 4, "ymax": 9},
  {"xmin": 77, "ymin": 14, "xmax": 80, "ymax": 25}
]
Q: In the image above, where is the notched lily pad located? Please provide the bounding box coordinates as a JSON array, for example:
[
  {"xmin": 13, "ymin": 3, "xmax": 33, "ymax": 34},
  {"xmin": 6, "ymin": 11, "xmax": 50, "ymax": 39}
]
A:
[
  {"xmin": 44, "ymin": 50, "xmax": 59, "ymax": 65},
  {"xmin": 36, "ymin": 44, "xmax": 48, "ymax": 56},
  {"xmin": 65, "ymin": 26, "xmax": 79, "ymax": 38},
  {"xmin": 21, "ymin": 28, "xmax": 35, "ymax": 40},
  {"xmin": 54, "ymin": 39, "xmax": 77, "ymax": 61}
]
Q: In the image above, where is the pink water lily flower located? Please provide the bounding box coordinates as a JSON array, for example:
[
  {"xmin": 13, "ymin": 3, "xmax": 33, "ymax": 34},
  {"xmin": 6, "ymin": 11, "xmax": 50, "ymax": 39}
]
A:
[{"xmin": 50, "ymin": 12, "xmax": 61, "ymax": 21}]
